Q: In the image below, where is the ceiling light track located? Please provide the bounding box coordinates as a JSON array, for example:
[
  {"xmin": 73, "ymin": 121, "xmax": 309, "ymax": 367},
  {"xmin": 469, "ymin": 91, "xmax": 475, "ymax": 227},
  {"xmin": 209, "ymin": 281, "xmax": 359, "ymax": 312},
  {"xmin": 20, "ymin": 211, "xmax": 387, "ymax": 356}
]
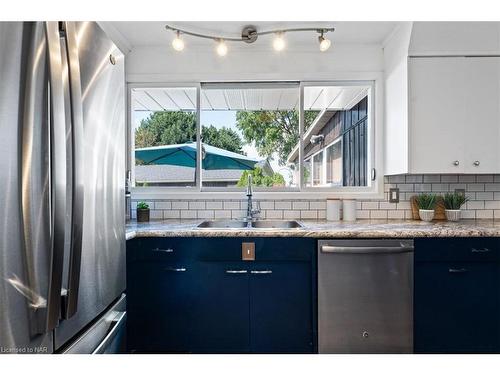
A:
[{"xmin": 165, "ymin": 24, "xmax": 335, "ymax": 55}]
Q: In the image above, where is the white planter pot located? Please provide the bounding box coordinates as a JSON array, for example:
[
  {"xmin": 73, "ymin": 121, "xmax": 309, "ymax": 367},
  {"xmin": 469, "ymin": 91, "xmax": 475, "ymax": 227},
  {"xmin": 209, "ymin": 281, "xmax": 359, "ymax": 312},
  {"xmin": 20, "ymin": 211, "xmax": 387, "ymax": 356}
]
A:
[
  {"xmin": 418, "ymin": 209, "xmax": 435, "ymax": 222},
  {"xmin": 445, "ymin": 209, "xmax": 461, "ymax": 221}
]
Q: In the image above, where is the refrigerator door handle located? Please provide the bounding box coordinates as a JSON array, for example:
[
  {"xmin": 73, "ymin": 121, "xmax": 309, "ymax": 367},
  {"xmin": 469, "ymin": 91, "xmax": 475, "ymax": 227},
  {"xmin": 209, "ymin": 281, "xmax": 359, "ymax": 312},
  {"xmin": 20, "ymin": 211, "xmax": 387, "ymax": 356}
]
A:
[
  {"xmin": 45, "ymin": 21, "xmax": 68, "ymax": 331},
  {"xmin": 61, "ymin": 21, "xmax": 85, "ymax": 320}
]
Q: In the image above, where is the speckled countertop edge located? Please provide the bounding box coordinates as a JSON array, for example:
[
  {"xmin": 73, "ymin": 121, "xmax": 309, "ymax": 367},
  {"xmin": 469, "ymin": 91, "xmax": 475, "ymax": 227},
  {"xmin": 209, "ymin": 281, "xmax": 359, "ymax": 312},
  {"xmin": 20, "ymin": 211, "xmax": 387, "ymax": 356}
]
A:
[{"xmin": 125, "ymin": 219, "xmax": 500, "ymax": 240}]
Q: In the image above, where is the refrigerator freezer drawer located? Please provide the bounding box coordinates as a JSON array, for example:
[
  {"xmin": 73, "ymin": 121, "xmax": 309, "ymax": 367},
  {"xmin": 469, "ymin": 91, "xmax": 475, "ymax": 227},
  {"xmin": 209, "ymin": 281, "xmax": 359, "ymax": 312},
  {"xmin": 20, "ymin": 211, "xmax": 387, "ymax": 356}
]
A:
[{"xmin": 61, "ymin": 294, "xmax": 126, "ymax": 354}]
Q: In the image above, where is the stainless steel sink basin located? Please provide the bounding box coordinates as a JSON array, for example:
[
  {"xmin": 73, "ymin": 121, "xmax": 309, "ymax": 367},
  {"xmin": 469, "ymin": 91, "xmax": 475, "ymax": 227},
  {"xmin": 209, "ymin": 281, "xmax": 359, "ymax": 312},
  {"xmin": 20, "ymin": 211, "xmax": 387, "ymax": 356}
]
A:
[
  {"xmin": 251, "ymin": 220, "xmax": 303, "ymax": 229},
  {"xmin": 197, "ymin": 220, "xmax": 248, "ymax": 229},
  {"xmin": 196, "ymin": 220, "xmax": 303, "ymax": 229}
]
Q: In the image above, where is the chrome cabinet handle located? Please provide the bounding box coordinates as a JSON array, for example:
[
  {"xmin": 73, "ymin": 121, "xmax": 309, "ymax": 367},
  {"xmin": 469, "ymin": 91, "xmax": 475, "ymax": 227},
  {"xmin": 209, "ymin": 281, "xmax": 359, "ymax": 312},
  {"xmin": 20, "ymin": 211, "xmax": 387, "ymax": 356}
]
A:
[
  {"xmin": 471, "ymin": 248, "xmax": 490, "ymax": 253},
  {"xmin": 449, "ymin": 268, "xmax": 468, "ymax": 273},
  {"xmin": 251, "ymin": 270, "xmax": 273, "ymax": 274},
  {"xmin": 473, "ymin": 161, "xmax": 480, "ymax": 166},
  {"xmin": 226, "ymin": 270, "xmax": 247, "ymax": 274},
  {"xmin": 453, "ymin": 160, "xmax": 460, "ymax": 166},
  {"xmin": 164, "ymin": 267, "xmax": 186, "ymax": 272},
  {"xmin": 153, "ymin": 247, "xmax": 174, "ymax": 253}
]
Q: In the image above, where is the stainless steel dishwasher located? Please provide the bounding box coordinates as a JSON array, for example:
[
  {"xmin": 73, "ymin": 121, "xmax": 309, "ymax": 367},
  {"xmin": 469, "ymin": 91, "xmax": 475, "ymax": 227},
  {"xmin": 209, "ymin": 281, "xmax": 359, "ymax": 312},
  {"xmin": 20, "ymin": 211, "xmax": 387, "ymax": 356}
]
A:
[{"xmin": 318, "ymin": 239, "xmax": 414, "ymax": 353}]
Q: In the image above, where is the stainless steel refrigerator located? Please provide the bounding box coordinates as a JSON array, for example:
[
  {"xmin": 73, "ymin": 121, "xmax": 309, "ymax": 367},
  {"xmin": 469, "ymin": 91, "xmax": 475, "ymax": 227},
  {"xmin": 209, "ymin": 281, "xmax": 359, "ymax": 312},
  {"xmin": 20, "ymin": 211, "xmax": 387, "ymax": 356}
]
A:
[{"xmin": 0, "ymin": 21, "xmax": 126, "ymax": 354}]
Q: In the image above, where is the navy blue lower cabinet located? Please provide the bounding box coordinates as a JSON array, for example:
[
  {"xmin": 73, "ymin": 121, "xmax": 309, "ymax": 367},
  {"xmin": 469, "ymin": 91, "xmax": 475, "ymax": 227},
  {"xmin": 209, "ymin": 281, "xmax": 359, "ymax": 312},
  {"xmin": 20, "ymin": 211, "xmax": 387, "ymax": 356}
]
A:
[
  {"xmin": 127, "ymin": 260, "xmax": 194, "ymax": 353},
  {"xmin": 414, "ymin": 239, "xmax": 500, "ymax": 353},
  {"xmin": 190, "ymin": 261, "xmax": 251, "ymax": 353},
  {"xmin": 126, "ymin": 237, "xmax": 316, "ymax": 353},
  {"xmin": 249, "ymin": 262, "xmax": 314, "ymax": 353}
]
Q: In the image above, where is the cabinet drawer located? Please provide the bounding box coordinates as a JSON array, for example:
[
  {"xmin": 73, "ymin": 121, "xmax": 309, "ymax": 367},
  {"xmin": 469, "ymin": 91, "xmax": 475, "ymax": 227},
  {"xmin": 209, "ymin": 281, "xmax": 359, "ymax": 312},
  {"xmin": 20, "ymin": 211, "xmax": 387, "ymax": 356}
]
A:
[
  {"xmin": 415, "ymin": 238, "xmax": 500, "ymax": 262},
  {"xmin": 127, "ymin": 237, "xmax": 200, "ymax": 262}
]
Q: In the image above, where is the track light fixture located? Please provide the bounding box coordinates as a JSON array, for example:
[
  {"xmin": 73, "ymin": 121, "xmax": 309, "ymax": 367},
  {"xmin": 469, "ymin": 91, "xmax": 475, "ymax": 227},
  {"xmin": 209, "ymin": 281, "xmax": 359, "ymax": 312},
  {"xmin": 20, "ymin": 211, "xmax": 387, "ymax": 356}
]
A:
[
  {"xmin": 272, "ymin": 32, "xmax": 286, "ymax": 52},
  {"xmin": 318, "ymin": 31, "xmax": 331, "ymax": 52},
  {"xmin": 215, "ymin": 39, "xmax": 228, "ymax": 56},
  {"xmin": 171, "ymin": 31, "xmax": 185, "ymax": 51},
  {"xmin": 165, "ymin": 24, "xmax": 335, "ymax": 56}
]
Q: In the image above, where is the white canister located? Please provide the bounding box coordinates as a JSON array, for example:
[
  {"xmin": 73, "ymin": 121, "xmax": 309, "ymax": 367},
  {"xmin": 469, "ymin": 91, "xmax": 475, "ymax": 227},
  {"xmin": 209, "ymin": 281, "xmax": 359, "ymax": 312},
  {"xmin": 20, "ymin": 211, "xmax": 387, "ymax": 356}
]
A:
[
  {"xmin": 342, "ymin": 199, "xmax": 357, "ymax": 221},
  {"xmin": 326, "ymin": 199, "xmax": 342, "ymax": 221}
]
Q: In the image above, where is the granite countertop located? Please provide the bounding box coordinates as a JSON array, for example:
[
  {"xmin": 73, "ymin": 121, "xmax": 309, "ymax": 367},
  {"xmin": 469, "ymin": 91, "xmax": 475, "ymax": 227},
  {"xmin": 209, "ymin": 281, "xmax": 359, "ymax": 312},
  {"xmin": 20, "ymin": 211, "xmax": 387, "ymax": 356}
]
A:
[{"xmin": 125, "ymin": 219, "xmax": 500, "ymax": 240}]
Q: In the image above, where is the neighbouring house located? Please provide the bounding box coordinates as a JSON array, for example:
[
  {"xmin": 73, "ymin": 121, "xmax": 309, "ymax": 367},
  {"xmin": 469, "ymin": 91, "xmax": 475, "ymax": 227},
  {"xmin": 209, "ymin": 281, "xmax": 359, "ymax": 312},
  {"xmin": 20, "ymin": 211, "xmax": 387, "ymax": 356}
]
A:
[
  {"xmin": 287, "ymin": 95, "xmax": 368, "ymax": 187},
  {"xmin": 135, "ymin": 162, "xmax": 274, "ymax": 187}
]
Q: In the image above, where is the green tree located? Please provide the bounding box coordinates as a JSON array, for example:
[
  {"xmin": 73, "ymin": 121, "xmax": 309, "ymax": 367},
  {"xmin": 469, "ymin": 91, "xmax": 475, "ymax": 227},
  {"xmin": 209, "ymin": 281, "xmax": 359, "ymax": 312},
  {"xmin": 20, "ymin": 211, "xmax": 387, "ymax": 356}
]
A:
[
  {"xmin": 235, "ymin": 110, "xmax": 318, "ymax": 166},
  {"xmin": 135, "ymin": 111, "xmax": 244, "ymax": 154},
  {"xmin": 236, "ymin": 167, "xmax": 285, "ymax": 188}
]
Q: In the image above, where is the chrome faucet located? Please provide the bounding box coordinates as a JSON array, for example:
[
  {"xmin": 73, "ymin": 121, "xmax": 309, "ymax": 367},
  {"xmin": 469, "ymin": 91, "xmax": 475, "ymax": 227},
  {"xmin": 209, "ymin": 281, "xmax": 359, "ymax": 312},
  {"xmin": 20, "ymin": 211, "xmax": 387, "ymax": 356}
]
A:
[{"xmin": 245, "ymin": 174, "xmax": 260, "ymax": 221}]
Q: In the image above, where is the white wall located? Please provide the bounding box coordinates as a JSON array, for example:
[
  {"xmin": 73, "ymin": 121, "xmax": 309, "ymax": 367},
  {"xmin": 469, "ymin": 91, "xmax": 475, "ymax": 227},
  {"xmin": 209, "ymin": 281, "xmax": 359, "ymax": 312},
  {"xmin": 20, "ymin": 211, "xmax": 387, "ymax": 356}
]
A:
[
  {"xmin": 126, "ymin": 43, "xmax": 384, "ymax": 83},
  {"xmin": 383, "ymin": 22, "xmax": 413, "ymax": 175}
]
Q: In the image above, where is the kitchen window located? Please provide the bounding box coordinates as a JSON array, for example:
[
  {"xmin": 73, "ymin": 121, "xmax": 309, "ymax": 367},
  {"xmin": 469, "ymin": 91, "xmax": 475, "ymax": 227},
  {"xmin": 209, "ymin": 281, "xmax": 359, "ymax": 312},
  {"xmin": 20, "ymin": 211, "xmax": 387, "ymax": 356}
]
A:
[{"xmin": 128, "ymin": 80, "xmax": 379, "ymax": 197}]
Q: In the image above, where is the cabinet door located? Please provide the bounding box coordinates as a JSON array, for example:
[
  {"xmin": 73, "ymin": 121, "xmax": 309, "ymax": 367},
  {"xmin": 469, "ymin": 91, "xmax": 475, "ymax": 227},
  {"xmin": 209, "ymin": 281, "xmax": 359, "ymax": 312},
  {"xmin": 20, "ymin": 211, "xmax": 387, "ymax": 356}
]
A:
[
  {"xmin": 415, "ymin": 261, "xmax": 500, "ymax": 353},
  {"xmin": 409, "ymin": 57, "xmax": 467, "ymax": 173},
  {"xmin": 249, "ymin": 262, "xmax": 314, "ymax": 353},
  {"xmin": 190, "ymin": 262, "xmax": 250, "ymax": 353},
  {"xmin": 463, "ymin": 57, "xmax": 500, "ymax": 173},
  {"xmin": 127, "ymin": 261, "xmax": 193, "ymax": 353}
]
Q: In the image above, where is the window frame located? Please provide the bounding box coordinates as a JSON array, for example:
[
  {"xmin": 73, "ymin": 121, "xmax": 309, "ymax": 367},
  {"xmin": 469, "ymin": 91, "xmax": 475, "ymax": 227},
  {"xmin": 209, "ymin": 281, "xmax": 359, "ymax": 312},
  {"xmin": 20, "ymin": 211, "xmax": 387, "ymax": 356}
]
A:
[{"xmin": 128, "ymin": 79, "xmax": 383, "ymax": 200}]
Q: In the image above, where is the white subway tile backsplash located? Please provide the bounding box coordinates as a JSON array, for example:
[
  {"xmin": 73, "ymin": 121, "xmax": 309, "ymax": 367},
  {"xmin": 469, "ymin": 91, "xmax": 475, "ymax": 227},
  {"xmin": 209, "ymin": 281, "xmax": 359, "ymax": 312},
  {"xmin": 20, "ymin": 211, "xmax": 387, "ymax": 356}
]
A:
[
  {"xmin": 172, "ymin": 201, "xmax": 189, "ymax": 210},
  {"xmin": 155, "ymin": 201, "xmax": 171, "ymax": 210},
  {"xmin": 274, "ymin": 201, "xmax": 292, "ymax": 210},
  {"xmin": 485, "ymin": 183, "xmax": 500, "ymax": 192},
  {"xmin": 215, "ymin": 210, "xmax": 232, "ymax": 219},
  {"xmin": 206, "ymin": 201, "xmax": 223, "ymax": 210},
  {"xmin": 293, "ymin": 201, "xmax": 309, "ymax": 210},
  {"xmin": 310, "ymin": 201, "xmax": 326, "ymax": 209},
  {"xmin": 361, "ymin": 202, "xmax": 379, "ymax": 210},
  {"xmin": 197, "ymin": 210, "xmax": 215, "ymax": 219},
  {"xmin": 459, "ymin": 175, "xmax": 476, "ymax": 183},
  {"xmin": 467, "ymin": 184, "xmax": 485, "ymax": 192},
  {"xmin": 188, "ymin": 201, "xmax": 205, "ymax": 210},
  {"xmin": 477, "ymin": 175, "xmax": 494, "ymax": 183},
  {"xmin": 223, "ymin": 201, "xmax": 240, "ymax": 210},
  {"xmin": 476, "ymin": 210, "xmax": 494, "ymax": 219},
  {"xmin": 131, "ymin": 174, "xmax": 500, "ymax": 222},
  {"xmin": 423, "ymin": 175, "xmax": 441, "ymax": 183},
  {"xmin": 150, "ymin": 210, "xmax": 163, "ymax": 219},
  {"xmin": 405, "ymin": 175, "xmax": 423, "ymax": 183},
  {"xmin": 300, "ymin": 210, "xmax": 317, "ymax": 219},
  {"xmin": 265, "ymin": 210, "xmax": 283, "ymax": 219},
  {"xmin": 388, "ymin": 210, "xmax": 405, "ymax": 219},
  {"xmin": 370, "ymin": 210, "xmax": 388, "ymax": 219},
  {"xmin": 440, "ymin": 175, "xmax": 458, "ymax": 183},
  {"xmin": 485, "ymin": 201, "xmax": 500, "ymax": 209},
  {"xmin": 180, "ymin": 210, "xmax": 197, "ymax": 219}
]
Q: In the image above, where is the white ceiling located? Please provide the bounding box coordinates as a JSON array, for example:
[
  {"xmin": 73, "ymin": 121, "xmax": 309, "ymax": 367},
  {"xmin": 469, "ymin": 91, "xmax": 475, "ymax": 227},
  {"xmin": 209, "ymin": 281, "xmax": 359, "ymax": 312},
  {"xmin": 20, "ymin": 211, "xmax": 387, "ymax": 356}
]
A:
[
  {"xmin": 132, "ymin": 85, "xmax": 368, "ymax": 112},
  {"xmin": 108, "ymin": 21, "xmax": 400, "ymax": 49}
]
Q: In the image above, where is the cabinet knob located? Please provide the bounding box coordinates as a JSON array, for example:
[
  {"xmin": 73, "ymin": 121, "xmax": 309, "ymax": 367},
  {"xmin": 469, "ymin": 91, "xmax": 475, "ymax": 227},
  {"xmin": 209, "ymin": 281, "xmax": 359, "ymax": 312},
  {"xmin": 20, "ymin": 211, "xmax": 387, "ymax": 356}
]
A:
[
  {"xmin": 453, "ymin": 160, "xmax": 460, "ymax": 166},
  {"xmin": 473, "ymin": 160, "xmax": 480, "ymax": 166},
  {"xmin": 362, "ymin": 331, "xmax": 369, "ymax": 338}
]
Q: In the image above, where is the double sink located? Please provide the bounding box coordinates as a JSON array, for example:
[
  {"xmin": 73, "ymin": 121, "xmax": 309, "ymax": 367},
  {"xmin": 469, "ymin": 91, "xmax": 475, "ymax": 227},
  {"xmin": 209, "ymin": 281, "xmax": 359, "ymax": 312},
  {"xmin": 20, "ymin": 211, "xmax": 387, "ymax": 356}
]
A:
[{"xmin": 197, "ymin": 220, "xmax": 303, "ymax": 229}]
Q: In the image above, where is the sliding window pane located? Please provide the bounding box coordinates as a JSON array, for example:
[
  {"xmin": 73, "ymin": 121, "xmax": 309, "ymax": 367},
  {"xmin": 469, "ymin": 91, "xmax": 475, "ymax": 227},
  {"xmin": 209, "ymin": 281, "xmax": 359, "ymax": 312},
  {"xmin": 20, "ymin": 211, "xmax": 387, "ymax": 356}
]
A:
[
  {"xmin": 313, "ymin": 152, "xmax": 323, "ymax": 186},
  {"xmin": 132, "ymin": 87, "xmax": 197, "ymax": 187},
  {"xmin": 326, "ymin": 140, "xmax": 342, "ymax": 185},
  {"xmin": 303, "ymin": 85, "xmax": 370, "ymax": 188},
  {"xmin": 201, "ymin": 83, "xmax": 299, "ymax": 189}
]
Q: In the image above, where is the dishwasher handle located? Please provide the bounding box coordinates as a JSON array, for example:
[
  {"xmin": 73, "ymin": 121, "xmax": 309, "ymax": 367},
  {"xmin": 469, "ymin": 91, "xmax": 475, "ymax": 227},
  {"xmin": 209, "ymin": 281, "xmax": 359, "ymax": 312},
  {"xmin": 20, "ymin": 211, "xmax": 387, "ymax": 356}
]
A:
[{"xmin": 321, "ymin": 244, "xmax": 414, "ymax": 254}]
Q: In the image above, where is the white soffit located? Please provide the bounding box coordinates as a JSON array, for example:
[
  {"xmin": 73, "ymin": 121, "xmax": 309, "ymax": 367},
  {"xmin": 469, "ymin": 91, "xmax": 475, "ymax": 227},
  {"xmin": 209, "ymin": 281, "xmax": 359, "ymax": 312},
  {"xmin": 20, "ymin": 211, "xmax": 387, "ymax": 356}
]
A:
[{"xmin": 132, "ymin": 86, "xmax": 367, "ymax": 112}]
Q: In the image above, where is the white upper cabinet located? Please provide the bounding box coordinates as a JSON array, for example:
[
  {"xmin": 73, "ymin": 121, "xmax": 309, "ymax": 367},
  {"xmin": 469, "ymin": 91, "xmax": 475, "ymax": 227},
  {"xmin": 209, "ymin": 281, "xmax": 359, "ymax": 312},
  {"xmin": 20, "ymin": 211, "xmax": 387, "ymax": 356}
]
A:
[
  {"xmin": 408, "ymin": 57, "xmax": 500, "ymax": 174},
  {"xmin": 384, "ymin": 23, "xmax": 500, "ymax": 175}
]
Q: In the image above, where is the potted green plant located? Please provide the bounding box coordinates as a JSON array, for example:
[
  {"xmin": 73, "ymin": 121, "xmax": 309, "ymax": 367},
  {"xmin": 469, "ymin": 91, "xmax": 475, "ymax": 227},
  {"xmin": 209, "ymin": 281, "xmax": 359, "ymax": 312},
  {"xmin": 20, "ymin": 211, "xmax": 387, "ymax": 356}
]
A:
[
  {"xmin": 136, "ymin": 201, "xmax": 150, "ymax": 222},
  {"xmin": 415, "ymin": 193, "xmax": 438, "ymax": 222},
  {"xmin": 443, "ymin": 192, "xmax": 469, "ymax": 221}
]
